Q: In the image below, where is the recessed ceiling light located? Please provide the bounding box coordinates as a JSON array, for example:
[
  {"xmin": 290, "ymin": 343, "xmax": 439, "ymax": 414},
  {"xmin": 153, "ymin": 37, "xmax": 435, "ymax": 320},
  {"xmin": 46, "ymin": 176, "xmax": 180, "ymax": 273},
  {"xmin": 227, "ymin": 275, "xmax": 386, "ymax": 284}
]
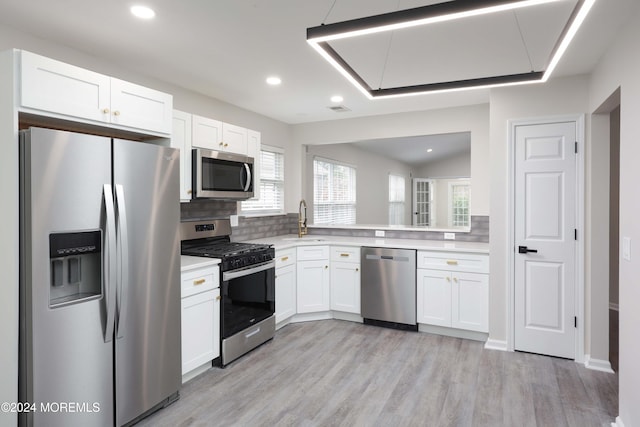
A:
[
  {"xmin": 330, "ymin": 95, "xmax": 344, "ymax": 103},
  {"xmin": 427, "ymin": 148, "xmax": 433, "ymax": 153},
  {"xmin": 266, "ymin": 76, "xmax": 282, "ymax": 85},
  {"xmin": 131, "ymin": 5, "xmax": 155, "ymax": 19}
]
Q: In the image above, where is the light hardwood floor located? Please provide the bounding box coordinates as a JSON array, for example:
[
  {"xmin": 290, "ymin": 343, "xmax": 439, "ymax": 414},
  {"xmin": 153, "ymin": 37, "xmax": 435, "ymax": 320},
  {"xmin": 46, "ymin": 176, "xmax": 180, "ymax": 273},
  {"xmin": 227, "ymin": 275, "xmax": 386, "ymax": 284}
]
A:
[{"xmin": 138, "ymin": 320, "xmax": 618, "ymax": 427}]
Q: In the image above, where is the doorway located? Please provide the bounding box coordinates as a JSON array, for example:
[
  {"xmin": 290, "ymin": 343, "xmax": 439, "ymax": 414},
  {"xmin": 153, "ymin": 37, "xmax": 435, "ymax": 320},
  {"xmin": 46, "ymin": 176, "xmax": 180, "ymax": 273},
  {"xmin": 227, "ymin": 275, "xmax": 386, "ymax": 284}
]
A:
[{"xmin": 511, "ymin": 119, "xmax": 581, "ymax": 359}]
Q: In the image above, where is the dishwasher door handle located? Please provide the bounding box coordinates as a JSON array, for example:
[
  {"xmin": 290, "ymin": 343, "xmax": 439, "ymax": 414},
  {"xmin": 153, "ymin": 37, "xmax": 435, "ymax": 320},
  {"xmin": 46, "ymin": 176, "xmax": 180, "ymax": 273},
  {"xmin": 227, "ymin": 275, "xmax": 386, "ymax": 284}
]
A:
[{"xmin": 366, "ymin": 254, "xmax": 410, "ymax": 262}]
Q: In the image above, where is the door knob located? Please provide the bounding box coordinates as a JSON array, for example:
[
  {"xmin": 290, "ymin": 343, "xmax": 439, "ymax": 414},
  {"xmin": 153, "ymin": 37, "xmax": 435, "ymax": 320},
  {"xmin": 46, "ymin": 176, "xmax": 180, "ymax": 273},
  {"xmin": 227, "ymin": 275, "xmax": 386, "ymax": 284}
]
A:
[{"xmin": 518, "ymin": 246, "xmax": 538, "ymax": 254}]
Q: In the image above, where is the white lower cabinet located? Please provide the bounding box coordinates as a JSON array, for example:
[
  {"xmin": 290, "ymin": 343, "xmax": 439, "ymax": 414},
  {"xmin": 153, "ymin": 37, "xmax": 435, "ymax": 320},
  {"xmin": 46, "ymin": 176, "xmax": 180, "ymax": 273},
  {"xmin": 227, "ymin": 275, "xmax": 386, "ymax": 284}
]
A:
[
  {"xmin": 330, "ymin": 246, "xmax": 360, "ymax": 314},
  {"xmin": 417, "ymin": 251, "xmax": 489, "ymax": 333},
  {"xmin": 275, "ymin": 248, "xmax": 296, "ymax": 324},
  {"xmin": 180, "ymin": 262, "xmax": 220, "ymax": 377},
  {"xmin": 181, "ymin": 288, "xmax": 220, "ymax": 374},
  {"xmin": 296, "ymin": 246, "xmax": 330, "ymax": 313}
]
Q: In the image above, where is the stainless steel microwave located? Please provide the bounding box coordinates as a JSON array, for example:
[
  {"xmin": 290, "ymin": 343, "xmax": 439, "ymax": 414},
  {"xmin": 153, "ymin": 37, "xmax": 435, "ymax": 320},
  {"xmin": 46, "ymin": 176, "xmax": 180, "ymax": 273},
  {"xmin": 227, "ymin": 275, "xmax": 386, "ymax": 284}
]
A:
[{"xmin": 192, "ymin": 148, "xmax": 254, "ymax": 200}]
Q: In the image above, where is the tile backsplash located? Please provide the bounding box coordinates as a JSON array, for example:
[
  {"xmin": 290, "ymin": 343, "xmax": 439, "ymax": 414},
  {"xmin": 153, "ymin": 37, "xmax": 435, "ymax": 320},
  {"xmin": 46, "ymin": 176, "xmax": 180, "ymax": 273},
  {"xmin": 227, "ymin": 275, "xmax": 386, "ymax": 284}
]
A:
[{"xmin": 180, "ymin": 201, "xmax": 489, "ymax": 244}]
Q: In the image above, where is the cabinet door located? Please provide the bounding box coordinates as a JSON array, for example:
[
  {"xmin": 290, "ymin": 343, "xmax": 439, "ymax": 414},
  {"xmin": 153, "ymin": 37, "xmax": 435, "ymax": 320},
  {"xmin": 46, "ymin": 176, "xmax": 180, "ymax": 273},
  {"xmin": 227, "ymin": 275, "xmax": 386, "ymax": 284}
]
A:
[
  {"xmin": 20, "ymin": 50, "xmax": 110, "ymax": 123},
  {"xmin": 330, "ymin": 262, "xmax": 360, "ymax": 314},
  {"xmin": 451, "ymin": 272, "xmax": 488, "ymax": 333},
  {"xmin": 222, "ymin": 123, "xmax": 248, "ymax": 154},
  {"xmin": 275, "ymin": 264, "xmax": 296, "ymax": 323},
  {"xmin": 110, "ymin": 78, "xmax": 173, "ymax": 134},
  {"xmin": 181, "ymin": 289, "xmax": 218, "ymax": 375},
  {"xmin": 417, "ymin": 269, "xmax": 452, "ymax": 327},
  {"xmin": 192, "ymin": 114, "xmax": 223, "ymax": 150},
  {"xmin": 246, "ymin": 129, "xmax": 261, "ymax": 200},
  {"xmin": 172, "ymin": 110, "xmax": 193, "ymax": 201},
  {"xmin": 296, "ymin": 260, "xmax": 330, "ymax": 313}
]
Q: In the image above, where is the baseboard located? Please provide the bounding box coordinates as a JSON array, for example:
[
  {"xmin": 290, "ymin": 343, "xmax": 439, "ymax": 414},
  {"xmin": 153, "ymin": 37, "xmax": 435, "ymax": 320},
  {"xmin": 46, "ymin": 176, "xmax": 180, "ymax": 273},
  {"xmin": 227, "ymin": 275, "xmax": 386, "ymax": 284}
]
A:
[
  {"xmin": 611, "ymin": 415, "xmax": 625, "ymax": 427},
  {"xmin": 609, "ymin": 302, "xmax": 619, "ymax": 311},
  {"xmin": 584, "ymin": 355, "xmax": 615, "ymax": 373},
  {"xmin": 331, "ymin": 311, "xmax": 363, "ymax": 323},
  {"xmin": 484, "ymin": 338, "xmax": 508, "ymax": 352}
]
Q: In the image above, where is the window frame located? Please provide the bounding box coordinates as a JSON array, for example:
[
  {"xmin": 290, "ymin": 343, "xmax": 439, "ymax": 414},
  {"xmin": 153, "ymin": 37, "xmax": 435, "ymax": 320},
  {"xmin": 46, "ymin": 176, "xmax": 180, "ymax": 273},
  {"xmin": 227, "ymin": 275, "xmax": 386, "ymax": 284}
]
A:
[{"xmin": 239, "ymin": 144, "xmax": 285, "ymax": 216}]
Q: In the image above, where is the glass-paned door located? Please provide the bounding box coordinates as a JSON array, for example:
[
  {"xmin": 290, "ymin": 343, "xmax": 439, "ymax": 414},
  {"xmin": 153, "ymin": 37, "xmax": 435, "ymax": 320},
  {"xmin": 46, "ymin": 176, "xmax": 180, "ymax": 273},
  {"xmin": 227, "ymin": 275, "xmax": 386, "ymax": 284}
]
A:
[{"xmin": 412, "ymin": 178, "xmax": 434, "ymax": 226}]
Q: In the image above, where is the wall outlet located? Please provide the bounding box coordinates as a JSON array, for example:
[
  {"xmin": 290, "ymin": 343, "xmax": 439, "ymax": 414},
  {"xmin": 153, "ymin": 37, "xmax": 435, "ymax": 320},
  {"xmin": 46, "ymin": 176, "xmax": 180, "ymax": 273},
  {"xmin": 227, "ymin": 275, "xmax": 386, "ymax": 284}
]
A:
[
  {"xmin": 230, "ymin": 214, "xmax": 239, "ymax": 227},
  {"xmin": 444, "ymin": 232, "xmax": 455, "ymax": 240},
  {"xmin": 375, "ymin": 230, "xmax": 385, "ymax": 237}
]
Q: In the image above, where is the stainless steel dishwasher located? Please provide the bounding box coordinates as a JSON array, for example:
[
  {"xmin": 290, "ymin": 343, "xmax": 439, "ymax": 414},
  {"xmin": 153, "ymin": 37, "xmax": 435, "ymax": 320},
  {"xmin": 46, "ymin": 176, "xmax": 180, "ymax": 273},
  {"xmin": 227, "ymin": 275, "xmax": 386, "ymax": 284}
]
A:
[{"xmin": 361, "ymin": 247, "xmax": 417, "ymax": 331}]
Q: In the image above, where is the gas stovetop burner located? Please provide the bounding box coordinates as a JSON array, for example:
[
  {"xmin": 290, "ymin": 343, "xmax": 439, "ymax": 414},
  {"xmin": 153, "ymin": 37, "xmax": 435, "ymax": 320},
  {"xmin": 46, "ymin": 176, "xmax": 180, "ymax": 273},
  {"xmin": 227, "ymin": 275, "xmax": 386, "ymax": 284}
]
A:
[{"xmin": 180, "ymin": 219, "xmax": 274, "ymax": 271}]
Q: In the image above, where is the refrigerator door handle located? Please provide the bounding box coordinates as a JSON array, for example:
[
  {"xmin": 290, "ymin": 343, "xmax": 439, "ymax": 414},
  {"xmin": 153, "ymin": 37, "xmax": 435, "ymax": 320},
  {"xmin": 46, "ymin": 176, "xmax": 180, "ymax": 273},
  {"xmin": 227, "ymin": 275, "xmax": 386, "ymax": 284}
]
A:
[
  {"xmin": 115, "ymin": 184, "xmax": 130, "ymax": 339},
  {"xmin": 103, "ymin": 184, "xmax": 117, "ymax": 343}
]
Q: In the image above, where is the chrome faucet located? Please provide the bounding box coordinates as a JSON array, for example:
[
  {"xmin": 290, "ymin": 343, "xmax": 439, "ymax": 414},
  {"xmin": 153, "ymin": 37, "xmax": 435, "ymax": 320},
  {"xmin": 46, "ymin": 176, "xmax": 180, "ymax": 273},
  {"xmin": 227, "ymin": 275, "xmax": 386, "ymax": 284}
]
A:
[{"xmin": 298, "ymin": 199, "xmax": 308, "ymax": 238}]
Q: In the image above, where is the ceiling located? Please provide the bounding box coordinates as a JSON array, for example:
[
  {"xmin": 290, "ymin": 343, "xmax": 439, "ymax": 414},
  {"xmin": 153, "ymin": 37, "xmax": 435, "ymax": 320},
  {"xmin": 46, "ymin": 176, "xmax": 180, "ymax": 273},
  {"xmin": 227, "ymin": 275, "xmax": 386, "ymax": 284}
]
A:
[
  {"xmin": 0, "ymin": 0, "xmax": 637, "ymax": 124},
  {"xmin": 351, "ymin": 132, "xmax": 470, "ymax": 167}
]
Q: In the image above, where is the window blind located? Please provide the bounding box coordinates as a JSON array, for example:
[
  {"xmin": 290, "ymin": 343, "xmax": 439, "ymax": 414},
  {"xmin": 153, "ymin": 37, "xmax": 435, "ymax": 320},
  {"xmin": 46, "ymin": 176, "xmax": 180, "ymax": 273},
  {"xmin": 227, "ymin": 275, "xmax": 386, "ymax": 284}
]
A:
[
  {"xmin": 313, "ymin": 158, "xmax": 356, "ymax": 225},
  {"xmin": 241, "ymin": 146, "xmax": 284, "ymax": 213}
]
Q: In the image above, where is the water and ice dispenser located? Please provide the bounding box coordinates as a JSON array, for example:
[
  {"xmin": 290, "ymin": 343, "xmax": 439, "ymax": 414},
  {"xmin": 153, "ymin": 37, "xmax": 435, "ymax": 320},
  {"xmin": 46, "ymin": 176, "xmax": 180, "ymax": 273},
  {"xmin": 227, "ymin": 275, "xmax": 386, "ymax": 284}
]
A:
[{"xmin": 49, "ymin": 231, "xmax": 102, "ymax": 307}]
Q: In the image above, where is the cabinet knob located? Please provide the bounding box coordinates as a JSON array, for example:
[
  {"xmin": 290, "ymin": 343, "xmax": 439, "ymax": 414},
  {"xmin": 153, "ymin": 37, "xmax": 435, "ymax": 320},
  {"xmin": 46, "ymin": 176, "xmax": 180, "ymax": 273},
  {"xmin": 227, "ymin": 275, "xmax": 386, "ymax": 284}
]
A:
[
  {"xmin": 102, "ymin": 108, "xmax": 110, "ymax": 114},
  {"xmin": 216, "ymin": 295, "xmax": 221, "ymax": 301},
  {"xmin": 187, "ymin": 190, "xmax": 192, "ymax": 195},
  {"xmin": 453, "ymin": 277, "xmax": 458, "ymax": 283},
  {"xmin": 219, "ymin": 142, "xmax": 224, "ymax": 147},
  {"xmin": 355, "ymin": 268, "xmax": 359, "ymax": 272},
  {"xmin": 224, "ymin": 143, "xmax": 229, "ymax": 148},
  {"xmin": 325, "ymin": 265, "xmax": 328, "ymax": 269},
  {"xmin": 446, "ymin": 260, "xmax": 459, "ymax": 266},
  {"xmin": 113, "ymin": 110, "xmax": 121, "ymax": 117},
  {"xmin": 193, "ymin": 279, "xmax": 205, "ymax": 286},
  {"xmin": 281, "ymin": 256, "xmax": 289, "ymax": 262},
  {"xmin": 446, "ymin": 276, "xmax": 451, "ymax": 282}
]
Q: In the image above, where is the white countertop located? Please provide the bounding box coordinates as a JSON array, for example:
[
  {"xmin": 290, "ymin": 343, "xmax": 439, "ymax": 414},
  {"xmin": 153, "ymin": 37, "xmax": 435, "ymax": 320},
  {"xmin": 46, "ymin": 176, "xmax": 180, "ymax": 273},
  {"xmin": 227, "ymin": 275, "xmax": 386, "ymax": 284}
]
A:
[
  {"xmin": 180, "ymin": 255, "xmax": 221, "ymax": 272},
  {"xmin": 243, "ymin": 234, "xmax": 489, "ymax": 254}
]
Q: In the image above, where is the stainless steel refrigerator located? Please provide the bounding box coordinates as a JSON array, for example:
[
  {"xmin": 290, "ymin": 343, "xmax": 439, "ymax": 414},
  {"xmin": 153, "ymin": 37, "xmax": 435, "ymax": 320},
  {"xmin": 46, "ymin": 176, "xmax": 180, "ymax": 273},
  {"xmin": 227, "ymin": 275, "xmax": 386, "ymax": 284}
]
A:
[{"xmin": 19, "ymin": 127, "xmax": 181, "ymax": 426}]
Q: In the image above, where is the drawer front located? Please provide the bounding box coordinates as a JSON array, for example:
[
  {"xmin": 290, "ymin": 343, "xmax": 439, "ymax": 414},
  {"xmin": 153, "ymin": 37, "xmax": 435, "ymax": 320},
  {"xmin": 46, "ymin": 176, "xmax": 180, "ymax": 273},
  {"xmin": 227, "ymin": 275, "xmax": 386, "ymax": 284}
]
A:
[
  {"xmin": 296, "ymin": 245, "xmax": 330, "ymax": 261},
  {"xmin": 330, "ymin": 246, "xmax": 360, "ymax": 263},
  {"xmin": 417, "ymin": 251, "xmax": 489, "ymax": 274},
  {"xmin": 181, "ymin": 266, "xmax": 219, "ymax": 298},
  {"xmin": 276, "ymin": 248, "xmax": 296, "ymax": 268}
]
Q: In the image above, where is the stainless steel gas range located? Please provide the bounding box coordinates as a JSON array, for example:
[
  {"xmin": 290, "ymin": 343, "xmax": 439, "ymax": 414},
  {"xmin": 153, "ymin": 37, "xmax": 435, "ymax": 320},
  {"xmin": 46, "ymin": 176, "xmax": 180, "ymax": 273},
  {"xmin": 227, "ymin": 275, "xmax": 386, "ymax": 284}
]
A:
[{"xmin": 180, "ymin": 219, "xmax": 275, "ymax": 366}]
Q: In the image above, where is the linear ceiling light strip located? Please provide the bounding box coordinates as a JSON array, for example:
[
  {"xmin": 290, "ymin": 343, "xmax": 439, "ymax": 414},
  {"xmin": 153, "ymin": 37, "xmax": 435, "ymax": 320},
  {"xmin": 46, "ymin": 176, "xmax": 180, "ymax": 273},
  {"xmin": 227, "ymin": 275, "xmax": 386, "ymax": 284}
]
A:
[
  {"xmin": 307, "ymin": 0, "xmax": 562, "ymax": 42},
  {"xmin": 307, "ymin": 0, "xmax": 596, "ymax": 98},
  {"xmin": 542, "ymin": 0, "xmax": 596, "ymax": 81}
]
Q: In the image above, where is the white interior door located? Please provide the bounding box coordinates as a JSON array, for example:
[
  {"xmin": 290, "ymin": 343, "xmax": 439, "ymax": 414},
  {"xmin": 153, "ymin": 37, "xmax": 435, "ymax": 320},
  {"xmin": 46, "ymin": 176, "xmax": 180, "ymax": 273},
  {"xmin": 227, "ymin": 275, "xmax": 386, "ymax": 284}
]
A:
[
  {"xmin": 413, "ymin": 178, "xmax": 433, "ymax": 226},
  {"xmin": 514, "ymin": 121, "xmax": 577, "ymax": 359}
]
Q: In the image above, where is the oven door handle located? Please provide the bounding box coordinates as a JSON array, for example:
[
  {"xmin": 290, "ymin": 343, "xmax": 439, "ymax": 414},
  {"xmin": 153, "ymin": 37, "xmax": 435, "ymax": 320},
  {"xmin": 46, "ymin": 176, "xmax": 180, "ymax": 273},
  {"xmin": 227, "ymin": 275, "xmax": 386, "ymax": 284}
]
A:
[{"xmin": 223, "ymin": 260, "xmax": 275, "ymax": 281}]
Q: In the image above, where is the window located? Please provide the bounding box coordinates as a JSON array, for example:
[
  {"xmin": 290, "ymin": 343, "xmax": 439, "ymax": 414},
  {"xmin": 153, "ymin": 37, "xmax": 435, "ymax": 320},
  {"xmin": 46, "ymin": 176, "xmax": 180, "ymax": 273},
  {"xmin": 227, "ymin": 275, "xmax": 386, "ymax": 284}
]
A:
[
  {"xmin": 449, "ymin": 181, "xmax": 470, "ymax": 227},
  {"xmin": 313, "ymin": 158, "xmax": 356, "ymax": 224},
  {"xmin": 388, "ymin": 174, "xmax": 405, "ymax": 225},
  {"xmin": 240, "ymin": 145, "xmax": 284, "ymax": 214}
]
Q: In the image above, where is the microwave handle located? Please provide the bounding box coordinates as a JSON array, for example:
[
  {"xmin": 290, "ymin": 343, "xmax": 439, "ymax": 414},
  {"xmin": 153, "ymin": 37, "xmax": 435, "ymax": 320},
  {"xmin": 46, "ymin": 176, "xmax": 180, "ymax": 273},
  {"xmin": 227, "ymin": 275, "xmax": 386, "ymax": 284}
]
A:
[{"xmin": 241, "ymin": 163, "xmax": 252, "ymax": 192}]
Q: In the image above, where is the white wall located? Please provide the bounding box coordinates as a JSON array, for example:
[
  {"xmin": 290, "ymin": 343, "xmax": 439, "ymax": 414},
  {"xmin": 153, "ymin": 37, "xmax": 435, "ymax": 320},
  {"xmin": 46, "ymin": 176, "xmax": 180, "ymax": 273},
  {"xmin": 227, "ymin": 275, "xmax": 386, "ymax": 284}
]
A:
[
  {"xmin": 291, "ymin": 104, "xmax": 490, "ymax": 217},
  {"xmin": 588, "ymin": 6, "xmax": 640, "ymax": 424},
  {"xmin": 488, "ymin": 75, "xmax": 590, "ymax": 346}
]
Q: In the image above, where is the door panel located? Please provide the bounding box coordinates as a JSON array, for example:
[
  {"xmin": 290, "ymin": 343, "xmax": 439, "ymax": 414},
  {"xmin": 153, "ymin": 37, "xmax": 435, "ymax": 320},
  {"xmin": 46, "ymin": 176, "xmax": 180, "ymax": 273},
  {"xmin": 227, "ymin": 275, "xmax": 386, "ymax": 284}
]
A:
[
  {"xmin": 113, "ymin": 140, "xmax": 181, "ymax": 425},
  {"xmin": 21, "ymin": 128, "xmax": 114, "ymax": 426},
  {"xmin": 514, "ymin": 121, "xmax": 577, "ymax": 359}
]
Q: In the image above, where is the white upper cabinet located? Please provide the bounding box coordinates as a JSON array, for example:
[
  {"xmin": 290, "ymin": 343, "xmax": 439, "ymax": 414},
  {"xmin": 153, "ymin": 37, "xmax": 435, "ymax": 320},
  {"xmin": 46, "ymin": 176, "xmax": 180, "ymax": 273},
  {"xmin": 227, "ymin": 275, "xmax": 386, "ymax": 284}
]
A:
[
  {"xmin": 192, "ymin": 114, "xmax": 223, "ymax": 151},
  {"xmin": 171, "ymin": 110, "xmax": 193, "ymax": 201},
  {"xmin": 19, "ymin": 51, "xmax": 172, "ymax": 135},
  {"xmin": 110, "ymin": 78, "xmax": 172, "ymax": 134},
  {"xmin": 221, "ymin": 122, "xmax": 248, "ymax": 154}
]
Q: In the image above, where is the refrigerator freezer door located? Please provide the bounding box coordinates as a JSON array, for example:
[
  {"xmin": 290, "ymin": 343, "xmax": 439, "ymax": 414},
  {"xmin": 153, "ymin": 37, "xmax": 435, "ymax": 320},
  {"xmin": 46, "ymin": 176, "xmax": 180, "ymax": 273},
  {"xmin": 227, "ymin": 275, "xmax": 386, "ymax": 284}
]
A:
[
  {"xmin": 20, "ymin": 128, "xmax": 114, "ymax": 427},
  {"xmin": 113, "ymin": 139, "xmax": 181, "ymax": 426}
]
